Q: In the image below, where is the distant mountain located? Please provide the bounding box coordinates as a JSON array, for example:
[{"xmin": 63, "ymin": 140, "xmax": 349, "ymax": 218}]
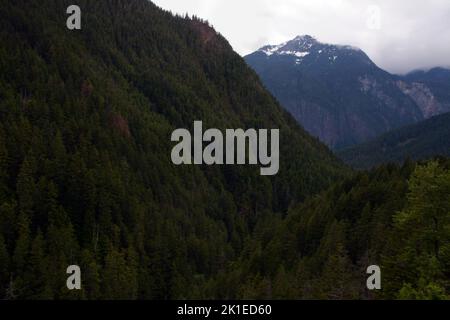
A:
[
  {"xmin": 338, "ymin": 112, "xmax": 450, "ymax": 169},
  {"xmin": 245, "ymin": 36, "xmax": 450, "ymax": 150}
]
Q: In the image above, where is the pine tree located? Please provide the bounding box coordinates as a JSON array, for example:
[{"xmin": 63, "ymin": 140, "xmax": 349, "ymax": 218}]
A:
[
  {"xmin": 387, "ymin": 161, "xmax": 450, "ymax": 299},
  {"xmin": 0, "ymin": 131, "xmax": 8, "ymax": 202},
  {"xmin": 102, "ymin": 247, "xmax": 131, "ymax": 299},
  {"xmin": 11, "ymin": 211, "xmax": 31, "ymax": 298},
  {"xmin": 318, "ymin": 243, "xmax": 358, "ymax": 299},
  {"xmin": 16, "ymin": 153, "xmax": 36, "ymax": 215},
  {"xmin": 25, "ymin": 230, "xmax": 52, "ymax": 299},
  {"xmin": 0, "ymin": 234, "xmax": 10, "ymax": 298},
  {"xmin": 80, "ymin": 249, "xmax": 101, "ymax": 299},
  {"xmin": 49, "ymin": 130, "xmax": 67, "ymax": 187},
  {"xmin": 272, "ymin": 265, "xmax": 294, "ymax": 299}
]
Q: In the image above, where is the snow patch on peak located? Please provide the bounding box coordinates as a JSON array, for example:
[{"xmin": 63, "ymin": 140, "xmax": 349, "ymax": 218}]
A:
[
  {"xmin": 259, "ymin": 35, "xmax": 317, "ymax": 57},
  {"xmin": 259, "ymin": 46, "xmax": 310, "ymax": 58},
  {"xmin": 260, "ymin": 42, "xmax": 286, "ymax": 56},
  {"xmin": 258, "ymin": 35, "xmax": 362, "ymax": 60},
  {"xmin": 279, "ymin": 50, "xmax": 310, "ymax": 58}
]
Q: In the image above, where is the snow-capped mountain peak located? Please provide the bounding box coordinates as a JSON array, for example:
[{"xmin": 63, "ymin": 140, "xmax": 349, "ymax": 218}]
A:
[
  {"xmin": 258, "ymin": 35, "xmax": 318, "ymax": 58},
  {"xmin": 292, "ymin": 35, "xmax": 318, "ymax": 47},
  {"xmin": 257, "ymin": 35, "xmax": 363, "ymax": 64}
]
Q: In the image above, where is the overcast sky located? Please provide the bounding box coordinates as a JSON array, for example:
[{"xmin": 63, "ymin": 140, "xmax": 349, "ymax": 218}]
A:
[{"xmin": 152, "ymin": 0, "xmax": 450, "ymax": 74}]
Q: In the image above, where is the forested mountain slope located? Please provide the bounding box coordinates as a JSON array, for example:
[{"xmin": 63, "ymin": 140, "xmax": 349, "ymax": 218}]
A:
[
  {"xmin": 338, "ymin": 112, "xmax": 450, "ymax": 169},
  {"xmin": 0, "ymin": 0, "xmax": 345, "ymax": 299}
]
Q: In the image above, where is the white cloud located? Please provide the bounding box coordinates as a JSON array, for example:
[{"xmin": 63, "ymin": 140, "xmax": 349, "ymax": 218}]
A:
[{"xmin": 152, "ymin": 0, "xmax": 450, "ymax": 74}]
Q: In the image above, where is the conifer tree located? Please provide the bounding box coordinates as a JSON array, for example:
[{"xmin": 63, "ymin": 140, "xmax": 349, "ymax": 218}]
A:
[
  {"xmin": 387, "ymin": 161, "xmax": 450, "ymax": 299},
  {"xmin": 16, "ymin": 153, "xmax": 36, "ymax": 215},
  {"xmin": 0, "ymin": 132, "xmax": 8, "ymax": 202},
  {"xmin": 26, "ymin": 230, "xmax": 52, "ymax": 299},
  {"xmin": 0, "ymin": 234, "xmax": 9, "ymax": 298}
]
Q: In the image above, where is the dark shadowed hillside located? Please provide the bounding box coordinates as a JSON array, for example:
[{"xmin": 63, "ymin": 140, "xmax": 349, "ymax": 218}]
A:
[
  {"xmin": 0, "ymin": 0, "xmax": 346, "ymax": 299},
  {"xmin": 338, "ymin": 112, "xmax": 450, "ymax": 169},
  {"xmin": 216, "ymin": 160, "xmax": 450, "ymax": 300}
]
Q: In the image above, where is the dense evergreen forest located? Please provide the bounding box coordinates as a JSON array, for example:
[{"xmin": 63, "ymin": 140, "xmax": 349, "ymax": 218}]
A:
[
  {"xmin": 0, "ymin": 0, "xmax": 344, "ymax": 299},
  {"xmin": 0, "ymin": 0, "xmax": 449, "ymax": 299},
  {"xmin": 218, "ymin": 159, "xmax": 450, "ymax": 299}
]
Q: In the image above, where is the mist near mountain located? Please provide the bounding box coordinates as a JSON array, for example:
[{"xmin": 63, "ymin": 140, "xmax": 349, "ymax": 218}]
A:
[{"xmin": 153, "ymin": 0, "xmax": 450, "ymax": 74}]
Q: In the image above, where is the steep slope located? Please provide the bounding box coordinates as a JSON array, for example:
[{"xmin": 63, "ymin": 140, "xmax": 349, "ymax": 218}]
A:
[
  {"xmin": 396, "ymin": 67, "xmax": 450, "ymax": 118},
  {"xmin": 0, "ymin": 1, "xmax": 346, "ymax": 299},
  {"xmin": 338, "ymin": 112, "xmax": 450, "ymax": 169},
  {"xmin": 245, "ymin": 36, "xmax": 425, "ymax": 150}
]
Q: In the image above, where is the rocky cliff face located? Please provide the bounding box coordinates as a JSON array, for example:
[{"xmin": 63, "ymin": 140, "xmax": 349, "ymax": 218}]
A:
[
  {"xmin": 396, "ymin": 80, "xmax": 447, "ymax": 118},
  {"xmin": 399, "ymin": 67, "xmax": 450, "ymax": 118}
]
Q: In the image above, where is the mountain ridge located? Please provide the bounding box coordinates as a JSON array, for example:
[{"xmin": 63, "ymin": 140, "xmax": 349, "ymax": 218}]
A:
[
  {"xmin": 245, "ymin": 35, "xmax": 450, "ymax": 150},
  {"xmin": 338, "ymin": 111, "xmax": 450, "ymax": 169}
]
